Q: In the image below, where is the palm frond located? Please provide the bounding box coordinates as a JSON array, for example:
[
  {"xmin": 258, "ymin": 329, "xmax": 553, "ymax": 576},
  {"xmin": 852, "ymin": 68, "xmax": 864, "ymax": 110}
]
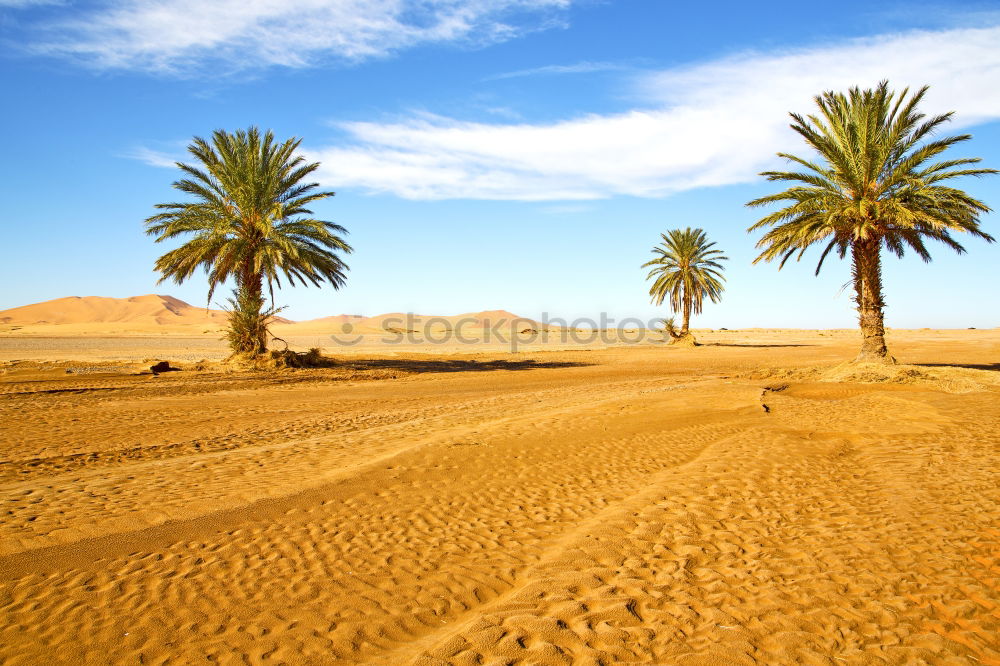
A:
[
  {"xmin": 144, "ymin": 126, "xmax": 351, "ymax": 355},
  {"xmin": 746, "ymin": 82, "xmax": 995, "ymax": 275},
  {"xmin": 643, "ymin": 228, "xmax": 727, "ymax": 324}
]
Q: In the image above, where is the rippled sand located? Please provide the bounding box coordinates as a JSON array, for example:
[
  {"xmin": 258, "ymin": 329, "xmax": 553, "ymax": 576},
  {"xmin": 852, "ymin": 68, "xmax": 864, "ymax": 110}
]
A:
[{"xmin": 1, "ymin": 330, "xmax": 997, "ymax": 664}]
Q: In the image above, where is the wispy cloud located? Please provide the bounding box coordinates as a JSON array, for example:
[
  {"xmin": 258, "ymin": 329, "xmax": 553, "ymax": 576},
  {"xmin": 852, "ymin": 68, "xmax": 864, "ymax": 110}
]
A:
[
  {"xmin": 480, "ymin": 106, "xmax": 524, "ymax": 120},
  {"xmin": 22, "ymin": 0, "xmax": 572, "ymax": 74},
  {"xmin": 486, "ymin": 60, "xmax": 627, "ymax": 80},
  {"xmin": 308, "ymin": 25, "xmax": 1000, "ymax": 201},
  {"xmin": 0, "ymin": 0, "xmax": 62, "ymax": 7},
  {"xmin": 540, "ymin": 203, "xmax": 592, "ymax": 214},
  {"xmin": 124, "ymin": 145, "xmax": 185, "ymax": 168}
]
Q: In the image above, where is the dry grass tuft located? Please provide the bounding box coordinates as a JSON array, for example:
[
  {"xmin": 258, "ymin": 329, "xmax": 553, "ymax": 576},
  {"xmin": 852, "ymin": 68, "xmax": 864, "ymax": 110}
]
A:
[
  {"xmin": 222, "ymin": 347, "xmax": 335, "ymax": 371},
  {"xmin": 669, "ymin": 333, "xmax": 699, "ymax": 347}
]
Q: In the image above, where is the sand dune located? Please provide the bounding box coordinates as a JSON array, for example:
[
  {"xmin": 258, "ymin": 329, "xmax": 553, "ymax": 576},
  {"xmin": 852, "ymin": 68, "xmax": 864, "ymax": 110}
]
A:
[
  {"xmin": 0, "ymin": 294, "xmax": 229, "ymax": 326},
  {"xmin": 0, "ymin": 331, "xmax": 998, "ymax": 664},
  {"xmin": 0, "ymin": 294, "xmax": 542, "ymax": 336}
]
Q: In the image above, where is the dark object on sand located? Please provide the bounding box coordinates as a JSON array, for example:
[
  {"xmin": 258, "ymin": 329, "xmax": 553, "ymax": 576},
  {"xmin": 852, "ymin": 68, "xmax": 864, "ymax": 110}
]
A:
[{"xmin": 150, "ymin": 361, "xmax": 179, "ymax": 375}]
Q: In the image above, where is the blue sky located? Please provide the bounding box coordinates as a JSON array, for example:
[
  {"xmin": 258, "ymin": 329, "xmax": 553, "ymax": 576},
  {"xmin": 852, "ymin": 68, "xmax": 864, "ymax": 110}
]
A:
[{"xmin": 1, "ymin": 0, "xmax": 998, "ymax": 327}]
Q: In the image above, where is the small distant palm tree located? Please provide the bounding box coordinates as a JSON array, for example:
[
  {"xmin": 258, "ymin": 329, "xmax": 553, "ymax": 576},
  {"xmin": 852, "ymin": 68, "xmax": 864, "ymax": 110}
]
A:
[
  {"xmin": 145, "ymin": 127, "xmax": 352, "ymax": 356},
  {"xmin": 643, "ymin": 228, "xmax": 727, "ymax": 342},
  {"xmin": 747, "ymin": 82, "xmax": 995, "ymax": 362}
]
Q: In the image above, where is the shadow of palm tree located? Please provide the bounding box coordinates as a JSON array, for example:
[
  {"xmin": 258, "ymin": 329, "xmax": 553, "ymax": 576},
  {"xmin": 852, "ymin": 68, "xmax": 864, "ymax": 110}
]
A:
[
  {"xmin": 343, "ymin": 359, "xmax": 592, "ymax": 374},
  {"xmin": 915, "ymin": 362, "xmax": 1000, "ymax": 372},
  {"xmin": 704, "ymin": 343, "xmax": 817, "ymax": 348}
]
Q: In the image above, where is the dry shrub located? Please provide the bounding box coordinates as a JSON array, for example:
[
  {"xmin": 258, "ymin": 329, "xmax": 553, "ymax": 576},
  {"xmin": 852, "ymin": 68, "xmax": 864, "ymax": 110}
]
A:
[
  {"xmin": 659, "ymin": 318, "xmax": 699, "ymax": 347},
  {"xmin": 223, "ymin": 289, "xmax": 285, "ymax": 356},
  {"xmin": 266, "ymin": 347, "xmax": 334, "ymax": 370},
  {"xmin": 220, "ymin": 347, "xmax": 334, "ymax": 371},
  {"xmin": 669, "ymin": 333, "xmax": 698, "ymax": 347}
]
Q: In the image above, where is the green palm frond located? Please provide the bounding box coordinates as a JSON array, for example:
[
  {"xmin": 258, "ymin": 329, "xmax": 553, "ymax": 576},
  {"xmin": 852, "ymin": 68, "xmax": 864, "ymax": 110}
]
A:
[
  {"xmin": 746, "ymin": 81, "xmax": 995, "ymax": 273},
  {"xmin": 145, "ymin": 127, "xmax": 352, "ymax": 355},
  {"xmin": 643, "ymin": 227, "xmax": 727, "ymax": 318},
  {"xmin": 145, "ymin": 126, "xmax": 352, "ymax": 305}
]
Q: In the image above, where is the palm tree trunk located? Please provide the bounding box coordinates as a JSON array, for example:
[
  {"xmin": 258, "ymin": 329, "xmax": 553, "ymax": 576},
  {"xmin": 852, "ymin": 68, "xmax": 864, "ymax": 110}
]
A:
[
  {"xmin": 851, "ymin": 238, "xmax": 891, "ymax": 363},
  {"xmin": 227, "ymin": 267, "xmax": 268, "ymax": 356},
  {"xmin": 681, "ymin": 295, "xmax": 691, "ymax": 336},
  {"xmin": 246, "ymin": 271, "xmax": 267, "ymax": 355}
]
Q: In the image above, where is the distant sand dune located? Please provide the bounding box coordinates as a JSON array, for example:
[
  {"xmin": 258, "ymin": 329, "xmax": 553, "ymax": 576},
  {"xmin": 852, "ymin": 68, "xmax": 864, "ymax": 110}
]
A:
[
  {"xmin": 0, "ymin": 294, "xmax": 230, "ymax": 326},
  {"xmin": 0, "ymin": 295, "xmax": 541, "ymax": 335}
]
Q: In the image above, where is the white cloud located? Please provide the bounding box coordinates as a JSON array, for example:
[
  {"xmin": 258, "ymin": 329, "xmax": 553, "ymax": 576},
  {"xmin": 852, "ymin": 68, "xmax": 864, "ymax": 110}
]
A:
[
  {"xmin": 125, "ymin": 146, "xmax": 184, "ymax": 168},
  {"xmin": 480, "ymin": 106, "xmax": 524, "ymax": 120},
  {"xmin": 26, "ymin": 0, "xmax": 571, "ymax": 74},
  {"xmin": 486, "ymin": 60, "xmax": 626, "ymax": 80},
  {"xmin": 309, "ymin": 25, "xmax": 1000, "ymax": 201}
]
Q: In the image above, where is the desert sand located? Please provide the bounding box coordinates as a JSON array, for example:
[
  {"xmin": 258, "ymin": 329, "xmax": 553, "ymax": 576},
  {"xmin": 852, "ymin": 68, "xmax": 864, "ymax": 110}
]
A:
[{"xmin": 0, "ymin": 313, "xmax": 998, "ymax": 664}]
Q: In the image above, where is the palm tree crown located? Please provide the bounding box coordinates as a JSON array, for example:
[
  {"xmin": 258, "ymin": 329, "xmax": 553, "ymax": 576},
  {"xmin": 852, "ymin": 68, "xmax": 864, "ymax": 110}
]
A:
[
  {"xmin": 145, "ymin": 127, "xmax": 352, "ymax": 307},
  {"xmin": 643, "ymin": 228, "xmax": 727, "ymax": 338},
  {"xmin": 747, "ymin": 82, "xmax": 995, "ymax": 360}
]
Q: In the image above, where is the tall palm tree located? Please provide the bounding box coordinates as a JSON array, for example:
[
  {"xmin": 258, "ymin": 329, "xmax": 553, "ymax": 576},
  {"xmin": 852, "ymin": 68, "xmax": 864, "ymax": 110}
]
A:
[
  {"xmin": 643, "ymin": 228, "xmax": 727, "ymax": 342},
  {"xmin": 747, "ymin": 82, "xmax": 995, "ymax": 362},
  {"xmin": 145, "ymin": 127, "xmax": 352, "ymax": 355}
]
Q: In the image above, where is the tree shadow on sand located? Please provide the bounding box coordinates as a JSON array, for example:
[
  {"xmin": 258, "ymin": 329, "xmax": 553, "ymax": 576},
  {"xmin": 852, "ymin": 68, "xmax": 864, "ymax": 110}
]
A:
[
  {"xmin": 703, "ymin": 343, "xmax": 817, "ymax": 349},
  {"xmin": 915, "ymin": 362, "xmax": 1000, "ymax": 372},
  {"xmin": 342, "ymin": 359, "xmax": 592, "ymax": 374}
]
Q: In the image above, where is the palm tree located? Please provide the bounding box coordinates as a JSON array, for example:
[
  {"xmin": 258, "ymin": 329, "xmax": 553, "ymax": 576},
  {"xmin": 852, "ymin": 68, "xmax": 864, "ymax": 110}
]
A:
[
  {"xmin": 643, "ymin": 228, "xmax": 727, "ymax": 343},
  {"xmin": 145, "ymin": 127, "xmax": 352, "ymax": 356},
  {"xmin": 747, "ymin": 82, "xmax": 995, "ymax": 362}
]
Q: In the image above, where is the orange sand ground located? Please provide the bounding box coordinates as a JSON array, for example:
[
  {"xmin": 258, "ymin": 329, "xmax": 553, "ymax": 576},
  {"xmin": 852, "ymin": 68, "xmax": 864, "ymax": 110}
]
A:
[{"xmin": 1, "ymin": 329, "xmax": 998, "ymax": 664}]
